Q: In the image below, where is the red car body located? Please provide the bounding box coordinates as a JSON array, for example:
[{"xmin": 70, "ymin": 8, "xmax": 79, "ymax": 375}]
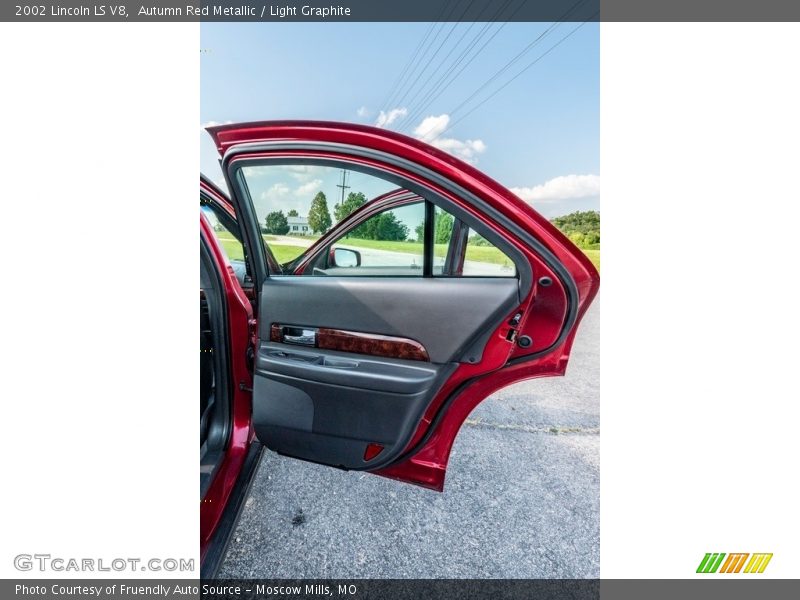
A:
[{"xmin": 199, "ymin": 121, "xmax": 599, "ymax": 573}]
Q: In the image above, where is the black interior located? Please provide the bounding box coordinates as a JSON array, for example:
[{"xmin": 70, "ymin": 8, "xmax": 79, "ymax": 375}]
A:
[
  {"xmin": 200, "ymin": 292, "xmax": 214, "ymax": 443},
  {"xmin": 200, "ymin": 243, "xmax": 231, "ymax": 497},
  {"xmin": 251, "ymin": 276, "xmax": 520, "ymax": 470}
]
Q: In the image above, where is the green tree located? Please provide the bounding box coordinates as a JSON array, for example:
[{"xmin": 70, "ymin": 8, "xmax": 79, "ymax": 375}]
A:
[
  {"xmin": 287, "ymin": 209, "xmax": 299, "ymax": 217},
  {"xmin": 334, "ymin": 191, "xmax": 367, "ymax": 222},
  {"xmin": 568, "ymin": 232, "xmax": 585, "ymax": 247},
  {"xmin": 307, "ymin": 192, "xmax": 332, "ymax": 234},
  {"xmin": 264, "ymin": 210, "xmax": 289, "ymax": 235},
  {"xmin": 414, "ymin": 222, "xmax": 425, "ymax": 242},
  {"xmin": 584, "ymin": 231, "xmax": 600, "ymax": 245},
  {"xmin": 410, "ymin": 209, "xmax": 453, "ymax": 243},
  {"xmin": 434, "ymin": 209, "xmax": 454, "ymax": 244},
  {"xmin": 377, "ymin": 213, "xmax": 408, "ymax": 241},
  {"xmin": 352, "ymin": 211, "xmax": 408, "ymax": 241},
  {"xmin": 551, "ymin": 211, "xmax": 600, "ymax": 249}
]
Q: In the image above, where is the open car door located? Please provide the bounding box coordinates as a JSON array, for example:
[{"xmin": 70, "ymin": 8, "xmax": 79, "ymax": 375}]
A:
[{"xmin": 207, "ymin": 121, "xmax": 598, "ymax": 491}]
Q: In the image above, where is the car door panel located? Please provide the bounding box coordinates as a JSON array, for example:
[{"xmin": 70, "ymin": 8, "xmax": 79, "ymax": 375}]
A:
[
  {"xmin": 253, "ymin": 344, "xmax": 457, "ymax": 469},
  {"xmin": 259, "ymin": 276, "xmax": 520, "ymax": 364},
  {"xmin": 206, "ymin": 121, "xmax": 599, "ymax": 490},
  {"xmin": 257, "ymin": 342, "xmax": 441, "ymax": 393},
  {"xmin": 253, "ymin": 275, "xmax": 517, "ymax": 469}
]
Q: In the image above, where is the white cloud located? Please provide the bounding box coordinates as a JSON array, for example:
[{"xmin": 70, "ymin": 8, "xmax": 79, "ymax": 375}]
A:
[
  {"xmin": 261, "ymin": 182, "xmax": 290, "ymax": 200},
  {"xmin": 413, "ymin": 114, "xmax": 449, "ymax": 141},
  {"xmin": 511, "ymin": 174, "xmax": 600, "ymax": 203},
  {"xmin": 357, "ymin": 106, "xmax": 370, "ymax": 118},
  {"xmin": 286, "ymin": 165, "xmax": 321, "ymax": 182},
  {"xmin": 244, "ymin": 164, "xmax": 321, "ymax": 182},
  {"xmin": 413, "ymin": 114, "xmax": 487, "ymax": 164},
  {"xmin": 294, "ymin": 179, "xmax": 323, "ymax": 197},
  {"xmin": 429, "ymin": 136, "xmax": 487, "ymax": 163},
  {"xmin": 375, "ymin": 107, "xmax": 407, "ymax": 128}
]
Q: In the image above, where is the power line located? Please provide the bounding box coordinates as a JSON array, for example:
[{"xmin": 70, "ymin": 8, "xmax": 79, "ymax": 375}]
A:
[
  {"xmin": 386, "ymin": 22, "xmax": 448, "ymax": 114},
  {"xmin": 397, "ymin": 22, "xmax": 502, "ymax": 131},
  {"xmin": 430, "ymin": 17, "xmax": 595, "ymax": 144},
  {"xmin": 397, "ymin": 0, "xmax": 523, "ymax": 132},
  {"xmin": 380, "ymin": 0, "xmax": 456, "ymax": 116},
  {"xmin": 395, "ymin": 0, "xmax": 495, "ymax": 131},
  {"xmin": 387, "ymin": 0, "xmax": 481, "ymax": 128},
  {"xmin": 446, "ymin": 0, "xmax": 589, "ymax": 120},
  {"xmin": 336, "ymin": 170, "xmax": 350, "ymax": 206},
  {"xmin": 389, "ymin": 0, "xmax": 466, "ymax": 119},
  {"xmin": 376, "ymin": 22, "xmax": 438, "ymax": 117}
]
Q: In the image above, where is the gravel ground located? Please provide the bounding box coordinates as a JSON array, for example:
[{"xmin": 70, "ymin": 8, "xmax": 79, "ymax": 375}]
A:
[{"xmin": 219, "ymin": 296, "xmax": 599, "ymax": 578}]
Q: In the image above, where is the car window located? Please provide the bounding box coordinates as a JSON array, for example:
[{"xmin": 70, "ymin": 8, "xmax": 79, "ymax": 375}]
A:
[
  {"xmin": 432, "ymin": 205, "xmax": 454, "ymax": 275},
  {"xmin": 462, "ymin": 230, "xmax": 517, "ymax": 276},
  {"xmin": 328, "ymin": 201, "xmax": 426, "ymax": 276},
  {"xmin": 308, "ymin": 201, "xmax": 516, "ymax": 278},
  {"xmin": 236, "ymin": 162, "xmax": 517, "ymax": 278},
  {"xmin": 239, "ymin": 164, "xmax": 397, "ymax": 270},
  {"xmin": 201, "ymin": 204, "xmax": 244, "ymax": 261}
]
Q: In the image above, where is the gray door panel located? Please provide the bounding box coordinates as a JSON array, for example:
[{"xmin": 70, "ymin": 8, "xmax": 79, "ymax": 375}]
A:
[
  {"xmin": 253, "ymin": 344, "xmax": 456, "ymax": 469},
  {"xmin": 259, "ymin": 276, "xmax": 520, "ymax": 363},
  {"xmin": 252, "ymin": 276, "xmax": 519, "ymax": 469},
  {"xmin": 257, "ymin": 342, "xmax": 441, "ymax": 394}
]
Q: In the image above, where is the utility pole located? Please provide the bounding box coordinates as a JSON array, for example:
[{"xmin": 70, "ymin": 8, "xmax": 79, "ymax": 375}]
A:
[{"xmin": 336, "ymin": 169, "xmax": 350, "ymax": 207}]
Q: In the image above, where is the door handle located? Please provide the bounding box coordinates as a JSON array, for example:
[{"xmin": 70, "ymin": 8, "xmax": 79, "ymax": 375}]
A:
[{"xmin": 283, "ymin": 327, "xmax": 317, "ymax": 347}]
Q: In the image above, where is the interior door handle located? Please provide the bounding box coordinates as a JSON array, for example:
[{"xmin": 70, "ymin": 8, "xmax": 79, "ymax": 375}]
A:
[{"xmin": 283, "ymin": 328, "xmax": 317, "ymax": 346}]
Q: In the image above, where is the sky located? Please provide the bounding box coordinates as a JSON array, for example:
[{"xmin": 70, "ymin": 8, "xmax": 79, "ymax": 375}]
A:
[
  {"xmin": 200, "ymin": 21, "xmax": 599, "ymax": 218},
  {"xmin": 240, "ymin": 163, "xmax": 400, "ymax": 224}
]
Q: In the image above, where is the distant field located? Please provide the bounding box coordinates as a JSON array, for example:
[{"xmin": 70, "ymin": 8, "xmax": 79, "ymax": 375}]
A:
[
  {"xmin": 338, "ymin": 237, "xmax": 514, "ymax": 267},
  {"xmin": 214, "ymin": 232, "xmax": 305, "ymax": 264},
  {"xmin": 338, "ymin": 237, "xmax": 598, "ymax": 270},
  {"xmin": 213, "ymin": 229, "xmax": 600, "ymax": 271},
  {"xmin": 216, "ymin": 235, "xmax": 244, "ymax": 261},
  {"xmin": 264, "ymin": 234, "xmax": 320, "ymax": 242},
  {"xmin": 269, "ymin": 244, "xmax": 307, "ymax": 263},
  {"xmin": 336, "ymin": 237, "xmax": 424, "ymax": 255}
]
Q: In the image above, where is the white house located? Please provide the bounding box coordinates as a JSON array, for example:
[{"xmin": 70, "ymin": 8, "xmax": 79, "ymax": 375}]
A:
[{"xmin": 287, "ymin": 215, "xmax": 310, "ymax": 235}]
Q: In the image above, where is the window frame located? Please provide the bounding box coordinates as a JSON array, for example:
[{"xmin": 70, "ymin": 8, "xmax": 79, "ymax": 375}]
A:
[
  {"xmin": 311, "ymin": 198, "xmax": 428, "ymax": 276},
  {"xmin": 299, "ymin": 198, "xmax": 517, "ymax": 279},
  {"xmin": 228, "ymin": 155, "xmax": 526, "ymax": 283}
]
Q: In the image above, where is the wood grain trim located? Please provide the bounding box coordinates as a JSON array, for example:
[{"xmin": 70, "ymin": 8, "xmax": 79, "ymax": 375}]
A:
[
  {"xmin": 317, "ymin": 328, "xmax": 429, "ymax": 362},
  {"xmin": 270, "ymin": 323, "xmax": 429, "ymax": 362}
]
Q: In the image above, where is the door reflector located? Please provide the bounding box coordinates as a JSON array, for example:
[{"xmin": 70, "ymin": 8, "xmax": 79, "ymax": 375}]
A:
[{"xmin": 364, "ymin": 443, "xmax": 384, "ymax": 461}]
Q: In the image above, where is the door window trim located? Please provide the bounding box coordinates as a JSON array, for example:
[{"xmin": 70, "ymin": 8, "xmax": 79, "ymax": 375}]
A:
[
  {"xmin": 220, "ymin": 136, "xmax": 582, "ymax": 384},
  {"xmin": 224, "ymin": 153, "xmax": 531, "ymax": 291}
]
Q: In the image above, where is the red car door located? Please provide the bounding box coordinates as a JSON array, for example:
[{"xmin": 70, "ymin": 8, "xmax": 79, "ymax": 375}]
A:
[{"xmin": 207, "ymin": 121, "xmax": 598, "ymax": 491}]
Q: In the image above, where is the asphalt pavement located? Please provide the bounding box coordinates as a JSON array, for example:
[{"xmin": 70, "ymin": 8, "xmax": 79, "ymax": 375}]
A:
[{"xmin": 219, "ymin": 295, "xmax": 599, "ymax": 578}]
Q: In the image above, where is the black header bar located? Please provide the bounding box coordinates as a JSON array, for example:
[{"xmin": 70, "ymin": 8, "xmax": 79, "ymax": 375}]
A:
[{"xmin": 4, "ymin": 1, "xmax": 800, "ymax": 23}]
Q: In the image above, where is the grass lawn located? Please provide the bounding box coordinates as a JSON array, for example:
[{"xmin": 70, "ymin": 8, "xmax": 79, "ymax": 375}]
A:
[
  {"xmin": 338, "ymin": 237, "xmax": 514, "ymax": 267},
  {"xmin": 214, "ymin": 231, "xmax": 307, "ymax": 264},
  {"xmin": 339, "ymin": 237, "xmax": 599, "ymax": 270},
  {"xmin": 464, "ymin": 244, "xmax": 514, "ymax": 267},
  {"xmin": 269, "ymin": 244, "xmax": 307, "ymax": 263},
  {"xmin": 264, "ymin": 234, "xmax": 321, "ymax": 242},
  {"xmin": 216, "ymin": 236, "xmax": 244, "ymax": 261},
  {"xmin": 214, "ymin": 229, "xmax": 600, "ymax": 271},
  {"xmin": 335, "ymin": 237, "xmax": 425, "ymax": 255}
]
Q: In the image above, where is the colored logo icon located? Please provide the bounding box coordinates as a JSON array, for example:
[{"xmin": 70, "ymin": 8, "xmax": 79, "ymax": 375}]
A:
[{"xmin": 697, "ymin": 553, "xmax": 773, "ymax": 573}]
